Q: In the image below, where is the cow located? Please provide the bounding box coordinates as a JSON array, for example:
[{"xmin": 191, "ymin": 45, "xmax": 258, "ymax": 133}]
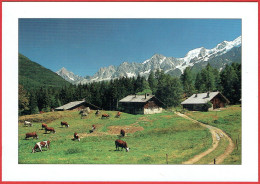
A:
[
  {"xmin": 61, "ymin": 121, "xmax": 69, "ymax": 128},
  {"xmin": 102, "ymin": 114, "xmax": 110, "ymax": 119},
  {"xmin": 92, "ymin": 125, "xmax": 96, "ymax": 130},
  {"xmin": 115, "ymin": 111, "xmax": 121, "ymax": 118},
  {"xmin": 89, "ymin": 124, "xmax": 96, "ymax": 133},
  {"xmin": 42, "ymin": 123, "xmax": 48, "ymax": 130},
  {"xmin": 45, "ymin": 127, "xmax": 56, "ymax": 134},
  {"xmin": 24, "ymin": 121, "xmax": 33, "ymax": 127},
  {"xmin": 32, "ymin": 140, "xmax": 50, "ymax": 153},
  {"xmin": 120, "ymin": 129, "xmax": 125, "ymax": 137},
  {"xmin": 95, "ymin": 110, "xmax": 100, "ymax": 116},
  {"xmin": 74, "ymin": 132, "xmax": 80, "ymax": 141},
  {"xmin": 80, "ymin": 112, "xmax": 88, "ymax": 119},
  {"xmin": 25, "ymin": 132, "xmax": 38, "ymax": 139},
  {"xmin": 85, "ymin": 107, "xmax": 91, "ymax": 114},
  {"xmin": 115, "ymin": 139, "xmax": 129, "ymax": 152}
]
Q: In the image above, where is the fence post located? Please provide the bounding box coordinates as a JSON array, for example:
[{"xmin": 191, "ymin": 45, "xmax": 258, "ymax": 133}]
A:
[
  {"xmin": 166, "ymin": 154, "xmax": 168, "ymax": 164},
  {"xmin": 214, "ymin": 158, "xmax": 216, "ymax": 164}
]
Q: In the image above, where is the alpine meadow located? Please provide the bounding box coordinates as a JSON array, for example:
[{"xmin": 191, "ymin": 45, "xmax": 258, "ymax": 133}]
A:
[{"xmin": 18, "ymin": 19, "xmax": 241, "ymax": 165}]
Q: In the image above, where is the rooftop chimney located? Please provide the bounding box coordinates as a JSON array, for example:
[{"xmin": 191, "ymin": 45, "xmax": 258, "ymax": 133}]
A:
[{"xmin": 206, "ymin": 92, "xmax": 210, "ymax": 98}]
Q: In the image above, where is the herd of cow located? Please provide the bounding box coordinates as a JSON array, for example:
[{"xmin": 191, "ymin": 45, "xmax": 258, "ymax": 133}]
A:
[{"xmin": 23, "ymin": 111, "xmax": 130, "ymax": 154}]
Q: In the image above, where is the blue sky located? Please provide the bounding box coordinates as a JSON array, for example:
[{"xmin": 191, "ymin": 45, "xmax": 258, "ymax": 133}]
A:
[{"xmin": 19, "ymin": 19, "xmax": 241, "ymax": 76}]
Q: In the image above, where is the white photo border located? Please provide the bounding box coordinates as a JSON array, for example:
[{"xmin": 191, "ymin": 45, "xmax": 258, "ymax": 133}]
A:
[{"xmin": 2, "ymin": 2, "xmax": 258, "ymax": 182}]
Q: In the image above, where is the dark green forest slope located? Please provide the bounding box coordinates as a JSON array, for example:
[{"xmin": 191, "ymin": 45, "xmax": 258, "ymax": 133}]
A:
[{"xmin": 19, "ymin": 54, "xmax": 70, "ymax": 90}]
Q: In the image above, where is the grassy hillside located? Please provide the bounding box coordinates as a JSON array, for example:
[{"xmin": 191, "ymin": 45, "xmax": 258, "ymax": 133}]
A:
[
  {"xmin": 19, "ymin": 54, "xmax": 70, "ymax": 90},
  {"xmin": 18, "ymin": 110, "xmax": 212, "ymax": 164},
  {"xmin": 183, "ymin": 105, "xmax": 241, "ymax": 164}
]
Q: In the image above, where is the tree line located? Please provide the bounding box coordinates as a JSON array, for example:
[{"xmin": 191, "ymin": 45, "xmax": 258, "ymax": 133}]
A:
[{"xmin": 19, "ymin": 63, "xmax": 241, "ymax": 115}]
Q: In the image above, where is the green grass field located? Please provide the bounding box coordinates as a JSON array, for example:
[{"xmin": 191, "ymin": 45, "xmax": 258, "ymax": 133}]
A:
[
  {"xmin": 183, "ymin": 105, "xmax": 241, "ymax": 164},
  {"xmin": 19, "ymin": 110, "xmax": 212, "ymax": 164}
]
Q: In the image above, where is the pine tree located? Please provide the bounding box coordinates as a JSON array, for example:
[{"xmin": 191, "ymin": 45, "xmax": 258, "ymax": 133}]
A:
[
  {"xmin": 155, "ymin": 73, "xmax": 183, "ymax": 107},
  {"xmin": 29, "ymin": 91, "xmax": 39, "ymax": 114},
  {"xmin": 199, "ymin": 64, "xmax": 216, "ymax": 92},
  {"xmin": 134, "ymin": 74, "xmax": 144, "ymax": 93},
  {"xmin": 195, "ymin": 72, "xmax": 204, "ymax": 92},
  {"xmin": 180, "ymin": 67, "xmax": 195, "ymax": 97},
  {"xmin": 148, "ymin": 71, "xmax": 157, "ymax": 94},
  {"xmin": 220, "ymin": 63, "xmax": 241, "ymax": 104}
]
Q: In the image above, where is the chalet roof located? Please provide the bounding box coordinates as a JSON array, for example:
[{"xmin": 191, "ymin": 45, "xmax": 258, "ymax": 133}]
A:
[
  {"xmin": 119, "ymin": 94, "xmax": 155, "ymax": 103},
  {"xmin": 55, "ymin": 100, "xmax": 85, "ymax": 110},
  {"xmin": 181, "ymin": 91, "xmax": 229, "ymax": 105}
]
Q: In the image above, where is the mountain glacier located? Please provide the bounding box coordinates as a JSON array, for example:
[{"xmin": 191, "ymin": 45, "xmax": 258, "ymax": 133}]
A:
[{"xmin": 57, "ymin": 36, "xmax": 241, "ymax": 84}]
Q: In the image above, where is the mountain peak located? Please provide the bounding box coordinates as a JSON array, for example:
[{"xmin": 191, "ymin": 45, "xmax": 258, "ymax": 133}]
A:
[
  {"xmin": 56, "ymin": 36, "xmax": 241, "ymax": 84},
  {"xmin": 56, "ymin": 67, "xmax": 84, "ymax": 84},
  {"xmin": 58, "ymin": 67, "xmax": 69, "ymax": 73}
]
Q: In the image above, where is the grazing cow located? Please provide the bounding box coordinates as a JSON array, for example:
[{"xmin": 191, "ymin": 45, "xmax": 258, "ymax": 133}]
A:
[
  {"xmin": 25, "ymin": 132, "xmax": 38, "ymax": 139},
  {"xmin": 61, "ymin": 121, "xmax": 69, "ymax": 128},
  {"xmin": 74, "ymin": 132, "xmax": 80, "ymax": 141},
  {"xmin": 115, "ymin": 139, "xmax": 129, "ymax": 152},
  {"xmin": 102, "ymin": 114, "xmax": 110, "ymax": 119},
  {"xmin": 80, "ymin": 112, "xmax": 88, "ymax": 119},
  {"xmin": 92, "ymin": 125, "xmax": 96, "ymax": 130},
  {"xmin": 32, "ymin": 140, "xmax": 50, "ymax": 153},
  {"xmin": 85, "ymin": 107, "xmax": 91, "ymax": 114},
  {"xmin": 120, "ymin": 129, "xmax": 125, "ymax": 137},
  {"xmin": 42, "ymin": 123, "xmax": 48, "ymax": 130},
  {"xmin": 115, "ymin": 111, "xmax": 121, "ymax": 118},
  {"xmin": 45, "ymin": 127, "xmax": 56, "ymax": 134},
  {"xmin": 24, "ymin": 121, "xmax": 33, "ymax": 127},
  {"xmin": 95, "ymin": 110, "xmax": 100, "ymax": 116},
  {"xmin": 89, "ymin": 124, "xmax": 96, "ymax": 133}
]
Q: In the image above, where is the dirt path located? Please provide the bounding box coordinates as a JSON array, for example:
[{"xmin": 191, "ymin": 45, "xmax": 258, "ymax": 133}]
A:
[{"xmin": 175, "ymin": 112, "xmax": 235, "ymax": 164}]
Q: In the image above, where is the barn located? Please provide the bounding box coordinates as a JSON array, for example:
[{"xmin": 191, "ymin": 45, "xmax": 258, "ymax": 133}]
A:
[
  {"xmin": 181, "ymin": 91, "xmax": 229, "ymax": 111},
  {"xmin": 55, "ymin": 99, "xmax": 100, "ymax": 111},
  {"xmin": 119, "ymin": 94, "xmax": 164, "ymax": 114}
]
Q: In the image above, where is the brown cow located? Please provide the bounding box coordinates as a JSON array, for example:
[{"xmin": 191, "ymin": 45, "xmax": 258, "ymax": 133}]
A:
[
  {"xmin": 92, "ymin": 125, "xmax": 96, "ymax": 130},
  {"xmin": 115, "ymin": 139, "xmax": 130, "ymax": 152},
  {"xmin": 42, "ymin": 123, "xmax": 48, "ymax": 130},
  {"xmin": 74, "ymin": 132, "xmax": 80, "ymax": 141},
  {"xmin": 25, "ymin": 132, "xmax": 38, "ymax": 139},
  {"xmin": 115, "ymin": 111, "xmax": 121, "ymax": 118},
  {"xmin": 120, "ymin": 129, "xmax": 125, "ymax": 137},
  {"xmin": 61, "ymin": 121, "xmax": 69, "ymax": 128},
  {"xmin": 89, "ymin": 125, "xmax": 96, "ymax": 133},
  {"xmin": 32, "ymin": 140, "xmax": 50, "ymax": 153},
  {"xmin": 102, "ymin": 114, "xmax": 110, "ymax": 119},
  {"xmin": 45, "ymin": 127, "xmax": 56, "ymax": 134}
]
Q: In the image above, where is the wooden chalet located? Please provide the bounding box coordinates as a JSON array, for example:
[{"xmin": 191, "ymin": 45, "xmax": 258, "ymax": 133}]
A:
[
  {"xmin": 119, "ymin": 94, "xmax": 164, "ymax": 114},
  {"xmin": 55, "ymin": 99, "xmax": 100, "ymax": 111},
  {"xmin": 181, "ymin": 91, "xmax": 229, "ymax": 111}
]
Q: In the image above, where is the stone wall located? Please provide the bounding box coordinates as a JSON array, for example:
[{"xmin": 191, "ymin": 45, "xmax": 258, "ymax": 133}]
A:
[{"xmin": 144, "ymin": 107, "xmax": 163, "ymax": 114}]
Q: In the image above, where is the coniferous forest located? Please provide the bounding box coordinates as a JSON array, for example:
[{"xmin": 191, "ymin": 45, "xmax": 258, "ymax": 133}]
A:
[{"xmin": 18, "ymin": 55, "xmax": 241, "ymax": 116}]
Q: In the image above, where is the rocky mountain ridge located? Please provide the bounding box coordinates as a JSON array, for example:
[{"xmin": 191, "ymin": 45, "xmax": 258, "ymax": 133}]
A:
[{"xmin": 57, "ymin": 36, "xmax": 241, "ymax": 84}]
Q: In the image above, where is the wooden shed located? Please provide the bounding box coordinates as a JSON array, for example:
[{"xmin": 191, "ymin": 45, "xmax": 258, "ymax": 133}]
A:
[
  {"xmin": 119, "ymin": 94, "xmax": 164, "ymax": 114},
  {"xmin": 181, "ymin": 91, "xmax": 229, "ymax": 111},
  {"xmin": 55, "ymin": 99, "xmax": 100, "ymax": 111}
]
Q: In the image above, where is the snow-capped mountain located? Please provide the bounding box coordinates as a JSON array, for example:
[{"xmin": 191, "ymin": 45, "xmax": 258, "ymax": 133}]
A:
[
  {"xmin": 56, "ymin": 67, "xmax": 85, "ymax": 84},
  {"xmin": 57, "ymin": 36, "xmax": 241, "ymax": 84}
]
